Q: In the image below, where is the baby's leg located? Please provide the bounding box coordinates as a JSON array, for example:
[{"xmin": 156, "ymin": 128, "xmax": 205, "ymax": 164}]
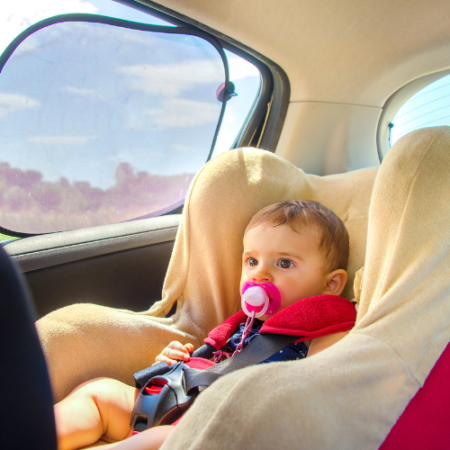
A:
[
  {"xmin": 54, "ymin": 377, "xmax": 136, "ymax": 450},
  {"xmin": 99, "ymin": 426, "xmax": 175, "ymax": 450}
]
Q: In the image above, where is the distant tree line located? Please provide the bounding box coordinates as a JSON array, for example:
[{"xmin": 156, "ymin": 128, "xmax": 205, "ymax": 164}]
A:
[{"xmin": 0, "ymin": 162, "xmax": 194, "ymax": 234}]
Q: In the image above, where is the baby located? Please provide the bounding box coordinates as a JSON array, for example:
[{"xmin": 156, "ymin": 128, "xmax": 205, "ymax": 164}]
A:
[{"xmin": 55, "ymin": 200, "xmax": 350, "ymax": 450}]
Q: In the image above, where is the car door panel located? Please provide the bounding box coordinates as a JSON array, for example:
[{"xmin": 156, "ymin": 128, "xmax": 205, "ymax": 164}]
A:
[{"xmin": 4, "ymin": 215, "xmax": 180, "ymax": 317}]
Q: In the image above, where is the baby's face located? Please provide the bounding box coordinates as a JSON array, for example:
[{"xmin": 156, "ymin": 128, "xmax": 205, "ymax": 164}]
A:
[{"xmin": 240, "ymin": 223, "xmax": 328, "ymax": 320}]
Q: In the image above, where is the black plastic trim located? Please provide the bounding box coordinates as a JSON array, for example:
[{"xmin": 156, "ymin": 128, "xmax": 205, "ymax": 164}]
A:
[
  {"xmin": 5, "ymin": 215, "xmax": 180, "ymax": 273},
  {"xmin": 25, "ymin": 240, "xmax": 176, "ymax": 317},
  {"xmin": 258, "ymin": 64, "xmax": 290, "ymax": 151},
  {"xmin": 0, "ymin": 227, "xmax": 30, "ymax": 239},
  {"xmin": 0, "ymin": 14, "xmax": 229, "ymax": 74},
  {"xmin": 114, "ymin": 0, "xmax": 190, "ymax": 27}
]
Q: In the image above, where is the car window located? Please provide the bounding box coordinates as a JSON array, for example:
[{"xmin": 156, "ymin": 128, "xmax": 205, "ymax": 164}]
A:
[
  {"xmin": 0, "ymin": 0, "xmax": 171, "ymax": 56},
  {"xmin": 0, "ymin": 8, "xmax": 261, "ymax": 238},
  {"xmin": 390, "ymin": 73, "xmax": 450, "ymax": 147},
  {"xmin": 213, "ymin": 50, "xmax": 261, "ymax": 157},
  {"xmin": 0, "ymin": 18, "xmax": 228, "ymax": 235}
]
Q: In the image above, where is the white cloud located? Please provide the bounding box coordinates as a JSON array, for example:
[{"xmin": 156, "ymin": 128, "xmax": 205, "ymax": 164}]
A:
[
  {"xmin": 228, "ymin": 56, "xmax": 260, "ymax": 81},
  {"xmin": 145, "ymin": 98, "xmax": 220, "ymax": 129},
  {"xmin": 223, "ymin": 111, "xmax": 236, "ymax": 122},
  {"xmin": 108, "ymin": 152, "xmax": 133, "ymax": 164},
  {"xmin": 116, "ymin": 60, "xmax": 225, "ymax": 97},
  {"xmin": 0, "ymin": 93, "xmax": 40, "ymax": 119},
  {"xmin": 171, "ymin": 144, "xmax": 192, "ymax": 152},
  {"xmin": 116, "ymin": 57, "xmax": 259, "ymax": 100},
  {"xmin": 1, "ymin": 0, "xmax": 98, "ymax": 56},
  {"xmin": 0, "ymin": 93, "xmax": 40, "ymax": 108},
  {"xmin": 60, "ymin": 86, "xmax": 97, "ymax": 96},
  {"xmin": 27, "ymin": 135, "xmax": 95, "ymax": 145}
]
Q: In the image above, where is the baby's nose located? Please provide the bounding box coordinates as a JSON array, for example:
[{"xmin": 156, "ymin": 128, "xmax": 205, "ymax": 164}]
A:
[{"xmin": 252, "ymin": 266, "xmax": 272, "ymax": 282}]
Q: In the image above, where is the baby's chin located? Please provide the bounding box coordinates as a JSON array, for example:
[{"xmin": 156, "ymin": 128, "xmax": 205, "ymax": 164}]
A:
[
  {"xmin": 258, "ymin": 305, "xmax": 288, "ymax": 321},
  {"xmin": 258, "ymin": 313, "xmax": 271, "ymax": 322}
]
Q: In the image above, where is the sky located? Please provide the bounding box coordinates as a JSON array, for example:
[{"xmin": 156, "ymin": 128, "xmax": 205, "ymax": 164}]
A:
[
  {"xmin": 0, "ymin": 0, "xmax": 165, "ymax": 54},
  {"xmin": 0, "ymin": 0, "xmax": 261, "ymax": 189}
]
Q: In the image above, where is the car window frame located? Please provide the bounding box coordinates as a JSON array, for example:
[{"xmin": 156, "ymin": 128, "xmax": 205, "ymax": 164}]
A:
[
  {"xmin": 116, "ymin": 0, "xmax": 289, "ymax": 151},
  {"xmin": 0, "ymin": 2, "xmax": 288, "ymax": 239},
  {"xmin": 377, "ymin": 69, "xmax": 450, "ymax": 160},
  {"xmin": 0, "ymin": 13, "xmax": 233, "ymax": 238}
]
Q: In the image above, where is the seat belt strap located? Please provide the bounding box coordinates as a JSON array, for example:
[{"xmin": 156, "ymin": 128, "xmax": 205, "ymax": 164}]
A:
[{"xmin": 185, "ymin": 333, "xmax": 301, "ymax": 392}]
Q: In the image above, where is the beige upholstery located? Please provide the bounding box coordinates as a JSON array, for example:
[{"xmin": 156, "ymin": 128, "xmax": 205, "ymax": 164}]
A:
[
  {"xmin": 37, "ymin": 146, "xmax": 377, "ymax": 403},
  {"xmin": 161, "ymin": 126, "xmax": 450, "ymax": 449}
]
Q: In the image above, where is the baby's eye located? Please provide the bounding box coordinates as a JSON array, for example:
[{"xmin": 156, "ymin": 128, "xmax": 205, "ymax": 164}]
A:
[
  {"xmin": 278, "ymin": 259, "xmax": 293, "ymax": 269},
  {"xmin": 248, "ymin": 258, "xmax": 258, "ymax": 267}
]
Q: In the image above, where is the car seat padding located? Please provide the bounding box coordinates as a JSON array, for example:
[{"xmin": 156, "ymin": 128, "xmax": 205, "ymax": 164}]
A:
[{"xmin": 380, "ymin": 342, "xmax": 450, "ymax": 449}]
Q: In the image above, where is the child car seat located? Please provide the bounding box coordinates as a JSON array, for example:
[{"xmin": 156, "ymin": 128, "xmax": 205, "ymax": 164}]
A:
[{"xmin": 36, "ymin": 147, "xmax": 378, "ymax": 402}]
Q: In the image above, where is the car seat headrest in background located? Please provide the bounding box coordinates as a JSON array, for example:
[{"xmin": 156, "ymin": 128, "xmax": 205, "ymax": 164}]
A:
[{"xmin": 0, "ymin": 246, "xmax": 57, "ymax": 450}]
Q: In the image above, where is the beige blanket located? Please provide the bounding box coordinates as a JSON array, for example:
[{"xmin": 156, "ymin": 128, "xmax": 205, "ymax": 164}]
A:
[{"xmin": 37, "ymin": 126, "xmax": 450, "ymax": 448}]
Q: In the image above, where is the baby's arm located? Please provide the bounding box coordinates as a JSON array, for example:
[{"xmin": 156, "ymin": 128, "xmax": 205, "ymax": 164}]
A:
[
  {"xmin": 154, "ymin": 340, "xmax": 194, "ymax": 366},
  {"xmin": 54, "ymin": 378, "xmax": 136, "ymax": 450},
  {"xmin": 307, "ymin": 331, "xmax": 349, "ymax": 357},
  {"xmin": 97, "ymin": 426, "xmax": 175, "ymax": 450}
]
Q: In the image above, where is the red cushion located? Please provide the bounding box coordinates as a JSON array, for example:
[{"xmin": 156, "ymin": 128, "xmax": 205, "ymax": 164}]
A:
[
  {"xmin": 205, "ymin": 295, "xmax": 356, "ymax": 349},
  {"xmin": 380, "ymin": 342, "xmax": 450, "ymax": 449},
  {"xmin": 185, "ymin": 357, "xmax": 216, "ymax": 370},
  {"xmin": 260, "ymin": 294, "xmax": 356, "ymax": 338},
  {"xmin": 205, "ymin": 310, "xmax": 247, "ymax": 349}
]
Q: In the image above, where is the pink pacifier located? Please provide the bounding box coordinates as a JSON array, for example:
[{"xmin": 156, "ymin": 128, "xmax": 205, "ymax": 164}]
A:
[
  {"xmin": 241, "ymin": 281, "xmax": 281, "ymax": 318},
  {"xmin": 232, "ymin": 282, "xmax": 282, "ymax": 356}
]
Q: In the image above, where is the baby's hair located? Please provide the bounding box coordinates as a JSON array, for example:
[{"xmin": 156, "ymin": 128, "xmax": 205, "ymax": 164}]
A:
[{"xmin": 245, "ymin": 200, "xmax": 349, "ymax": 273}]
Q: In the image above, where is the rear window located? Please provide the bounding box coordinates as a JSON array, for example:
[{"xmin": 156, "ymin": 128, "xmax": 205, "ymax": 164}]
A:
[{"xmin": 390, "ymin": 74, "xmax": 450, "ymax": 146}]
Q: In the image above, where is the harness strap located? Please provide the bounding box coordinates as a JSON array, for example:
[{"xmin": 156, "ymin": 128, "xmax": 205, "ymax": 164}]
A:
[
  {"xmin": 133, "ymin": 343, "xmax": 217, "ymax": 389},
  {"xmin": 184, "ymin": 333, "xmax": 301, "ymax": 393},
  {"xmin": 134, "ymin": 361, "xmax": 176, "ymax": 389}
]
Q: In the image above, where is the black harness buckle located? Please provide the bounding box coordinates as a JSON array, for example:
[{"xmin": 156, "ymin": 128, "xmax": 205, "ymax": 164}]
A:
[{"xmin": 130, "ymin": 363, "xmax": 197, "ymax": 431}]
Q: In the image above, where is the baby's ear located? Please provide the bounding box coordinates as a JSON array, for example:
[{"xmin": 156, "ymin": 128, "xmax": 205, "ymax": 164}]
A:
[{"xmin": 323, "ymin": 269, "xmax": 348, "ymax": 296}]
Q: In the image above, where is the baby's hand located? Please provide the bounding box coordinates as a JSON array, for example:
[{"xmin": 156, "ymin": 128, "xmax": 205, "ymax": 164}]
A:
[{"xmin": 155, "ymin": 341, "xmax": 194, "ymax": 366}]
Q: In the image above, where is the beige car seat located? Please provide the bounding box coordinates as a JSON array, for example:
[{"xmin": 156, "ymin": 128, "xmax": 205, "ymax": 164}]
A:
[
  {"xmin": 37, "ymin": 139, "xmax": 376, "ymax": 403},
  {"xmin": 37, "ymin": 126, "xmax": 450, "ymax": 449}
]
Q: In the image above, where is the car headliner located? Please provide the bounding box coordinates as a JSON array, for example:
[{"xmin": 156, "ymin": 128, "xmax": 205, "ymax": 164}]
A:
[{"xmin": 148, "ymin": 0, "xmax": 450, "ymax": 107}]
